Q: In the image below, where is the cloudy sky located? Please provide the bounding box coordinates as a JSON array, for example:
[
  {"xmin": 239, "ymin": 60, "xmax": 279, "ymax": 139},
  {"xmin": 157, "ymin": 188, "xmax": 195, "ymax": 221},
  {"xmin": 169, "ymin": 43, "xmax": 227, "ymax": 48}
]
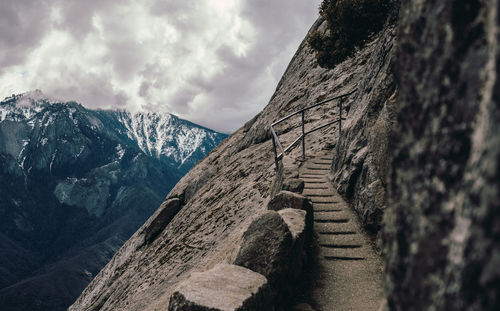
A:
[{"xmin": 0, "ymin": 0, "xmax": 320, "ymax": 133}]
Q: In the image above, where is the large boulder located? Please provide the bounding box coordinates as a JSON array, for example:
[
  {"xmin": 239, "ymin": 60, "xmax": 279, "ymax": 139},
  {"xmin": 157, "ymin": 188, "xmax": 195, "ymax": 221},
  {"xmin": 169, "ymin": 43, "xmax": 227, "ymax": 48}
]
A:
[
  {"xmin": 282, "ymin": 178, "xmax": 305, "ymax": 194},
  {"xmin": 277, "ymin": 208, "xmax": 310, "ymax": 279},
  {"xmin": 168, "ymin": 264, "xmax": 272, "ymax": 311},
  {"xmin": 267, "ymin": 191, "xmax": 313, "ymax": 228},
  {"xmin": 234, "ymin": 211, "xmax": 293, "ymax": 307},
  {"xmin": 268, "ymin": 191, "xmax": 311, "ymax": 212}
]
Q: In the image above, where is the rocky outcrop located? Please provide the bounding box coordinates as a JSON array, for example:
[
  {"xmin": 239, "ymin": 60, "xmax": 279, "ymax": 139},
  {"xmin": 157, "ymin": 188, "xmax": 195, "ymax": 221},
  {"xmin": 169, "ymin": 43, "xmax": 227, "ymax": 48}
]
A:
[
  {"xmin": 234, "ymin": 211, "xmax": 293, "ymax": 307},
  {"xmin": 268, "ymin": 191, "xmax": 312, "ymax": 213},
  {"xmin": 330, "ymin": 14, "xmax": 397, "ymax": 234},
  {"xmin": 142, "ymin": 198, "xmax": 181, "ymax": 244},
  {"xmin": 168, "ymin": 264, "xmax": 271, "ymax": 311},
  {"xmin": 277, "ymin": 208, "xmax": 310, "ymax": 280},
  {"xmin": 383, "ymin": 1, "xmax": 500, "ymax": 310}
]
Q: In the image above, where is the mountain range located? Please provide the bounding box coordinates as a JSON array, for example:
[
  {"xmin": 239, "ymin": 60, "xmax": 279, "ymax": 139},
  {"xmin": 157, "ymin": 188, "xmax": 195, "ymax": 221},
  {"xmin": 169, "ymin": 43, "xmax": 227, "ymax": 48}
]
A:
[{"xmin": 0, "ymin": 90, "xmax": 227, "ymax": 311}]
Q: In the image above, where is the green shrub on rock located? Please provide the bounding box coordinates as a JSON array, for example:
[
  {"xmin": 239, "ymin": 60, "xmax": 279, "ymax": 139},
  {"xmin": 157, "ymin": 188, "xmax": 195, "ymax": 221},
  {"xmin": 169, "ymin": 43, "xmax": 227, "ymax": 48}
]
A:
[{"xmin": 308, "ymin": 0, "xmax": 391, "ymax": 68}]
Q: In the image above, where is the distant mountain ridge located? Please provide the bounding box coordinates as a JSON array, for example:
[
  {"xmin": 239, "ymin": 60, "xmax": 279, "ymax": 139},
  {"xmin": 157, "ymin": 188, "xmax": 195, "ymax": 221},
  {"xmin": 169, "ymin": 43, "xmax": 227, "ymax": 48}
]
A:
[
  {"xmin": 0, "ymin": 90, "xmax": 225, "ymax": 173},
  {"xmin": 0, "ymin": 90, "xmax": 227, "ymax": 311}
]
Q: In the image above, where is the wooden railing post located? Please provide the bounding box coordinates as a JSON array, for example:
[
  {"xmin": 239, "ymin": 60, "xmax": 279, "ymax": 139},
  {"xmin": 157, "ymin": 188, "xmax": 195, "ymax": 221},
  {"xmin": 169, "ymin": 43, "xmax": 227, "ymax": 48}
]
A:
[
  {"xmin": 301, "ymin": 110, "xmax": 306, "ymax": 160},
  {"xmin": 271, "ymin": 131, "xmax": 279, "ymax": 171},
  {"xmin": 339, "ymin": 97, "xmax": 343, "ymax": 138}
]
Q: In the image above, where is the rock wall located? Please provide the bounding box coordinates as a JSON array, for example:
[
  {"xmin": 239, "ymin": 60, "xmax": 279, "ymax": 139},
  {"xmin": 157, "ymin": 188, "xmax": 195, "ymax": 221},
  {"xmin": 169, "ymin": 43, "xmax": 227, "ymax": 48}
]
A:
[
  {"xmin": 330, "ymin": 5, "xmax": 398, "ymax": 234},
  {"xmin": 384, "ymin": 0, "xmax": 500, "ymax": 310}
]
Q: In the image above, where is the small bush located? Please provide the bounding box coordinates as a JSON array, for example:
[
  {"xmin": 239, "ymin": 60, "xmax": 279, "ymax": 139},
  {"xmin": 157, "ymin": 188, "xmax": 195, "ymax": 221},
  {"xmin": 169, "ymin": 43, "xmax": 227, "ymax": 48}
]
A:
[{"xmin": 308, "ymin": 0, "xmax": 390, "ymax": 68}]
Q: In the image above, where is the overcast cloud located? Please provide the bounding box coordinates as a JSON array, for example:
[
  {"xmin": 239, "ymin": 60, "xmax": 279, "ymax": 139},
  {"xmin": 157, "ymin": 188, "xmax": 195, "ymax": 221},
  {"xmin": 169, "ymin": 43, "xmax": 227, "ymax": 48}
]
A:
[{"xmin": 0, "ymin": 0, "xmax": 320, "ymax": 133}]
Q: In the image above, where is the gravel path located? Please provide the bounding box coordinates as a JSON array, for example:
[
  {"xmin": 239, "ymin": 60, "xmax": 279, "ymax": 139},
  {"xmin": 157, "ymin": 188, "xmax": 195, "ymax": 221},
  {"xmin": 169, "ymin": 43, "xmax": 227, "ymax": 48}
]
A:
[{"xmin": 300, "ymin": 151, "xmax": 386, "ymax": 311}]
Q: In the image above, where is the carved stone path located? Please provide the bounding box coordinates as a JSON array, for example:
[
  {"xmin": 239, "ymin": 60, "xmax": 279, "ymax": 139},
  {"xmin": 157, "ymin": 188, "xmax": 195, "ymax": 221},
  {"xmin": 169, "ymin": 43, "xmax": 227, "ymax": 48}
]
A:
[{"xmin": 300, "ymin": 151, "xmax": 386, "ymax": 311}]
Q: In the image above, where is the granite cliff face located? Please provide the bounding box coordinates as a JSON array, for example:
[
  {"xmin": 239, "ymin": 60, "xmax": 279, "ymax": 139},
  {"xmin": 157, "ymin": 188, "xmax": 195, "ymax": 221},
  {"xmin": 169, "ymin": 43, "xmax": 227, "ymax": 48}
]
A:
[
  {"xmin": 71, "ymin": 1, "xmax": 500, "ymax": 310},
  {"xmin": 330, "ymin": 12, "xmax": 397, "ymax": 235}
]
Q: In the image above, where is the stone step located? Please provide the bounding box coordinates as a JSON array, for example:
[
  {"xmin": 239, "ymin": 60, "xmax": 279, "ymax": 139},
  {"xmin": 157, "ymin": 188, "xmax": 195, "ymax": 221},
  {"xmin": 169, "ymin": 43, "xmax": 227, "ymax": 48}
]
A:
[
  {"xmin": 300, "ymin": 173, "xmax": 326, "ymax": 177},
  {"xmin": 303, "ymin": 178, "xmax": 328, "ymax": 187},
  {"xmin": 314, "ymin": 208, "xmax": 343, "ymax": 212},
  {"xmin": 319, "ymin": 243, "xmax": 362, "ymax": 249},
  {"xmin": 314, "ymin": 221, "xmax": 356, "ymax": 233},
  {"xmin": 302, "ymin": 188, "xmax": 332, "ymax": 196},
  {"xmin": 301, "ymin": 178, "xmax": 327, "ymax": 183},
  {"xmin": 317, "ymin": 230, "xmax": 357, "ymax": 235},
  {"xmin": 303, "ymin": 185, "xmax": 329, "ymax": 190},
  {"xmin": 315, "ymin": 151, "xmax": 332, "ymax": 156},
  {"xmin": 322, "ymin": 255, "xmax": 365, "ymax": 261},
  {"xmin": 305, "ymin": 161, "xmax": 332, "ymax": 169},
  {"xmin": 321, "ymin": 247, "xmax": 366, "ymax": 261},
  {"xmin": 304, "ymin": 166, "xmax": 330, "ymax": 171},
  {"xmin": 299, "ymin": 170, "xmax": 330, "ymax": 177},
  {"xmin": 315, "ymin": 210, "xmax": 348, "ymax": 218},
  {"xmin": 317, "ymin": 233, "xmax": 365, "ymax": 245},
  {"xmin": 314, "ymin": 218, "xmax": 350, "ymax": 223},
  {"xmin": 310, "ymin": 196, "xmax": 339, "ymax": 203},
  {"xmin": 312, "ymin": 203, "xmax": 343, "ymax": 211},
  {"xmin": 307, "ymin": 194, "xmax": 336, "ymax": 199},
  {"xmin": 311, "ymin": 160, "xmax": 332, "ymax": 164},
  {"xmin": 300, "ymin": 174, "xmax": 326, "ymax": 178}
]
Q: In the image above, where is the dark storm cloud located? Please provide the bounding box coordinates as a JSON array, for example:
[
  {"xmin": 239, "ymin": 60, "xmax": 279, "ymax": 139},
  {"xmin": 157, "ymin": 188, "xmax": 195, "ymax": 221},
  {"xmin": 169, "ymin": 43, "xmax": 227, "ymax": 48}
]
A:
[
  {"xmin": 181, "ymin": 0, "xmax": 320, "ymax": 131},
  {"xmin": 0, "ymin": 0, "xmax": 51, "ymax": 70},
  {"xmin": 105, "ymin": 38, "xmax": 147, "ymax": 80},
  {"xmin": 56, "ymin": 0, "xmax": 117, "ymax": 39},
  {"xmin": 149, "ymin": 0, "xmax": 206, "ymax": 33},
  {"xmin": 0, "ymin": 0, "xmax": 320, "ymax": 133},
  {"xmin": 48, "ymin": 70, "xmax": 129, "ymax": 109},
  {"xmin": 139, "ymin": 81, "xmax": 151, "ymax": 98}
]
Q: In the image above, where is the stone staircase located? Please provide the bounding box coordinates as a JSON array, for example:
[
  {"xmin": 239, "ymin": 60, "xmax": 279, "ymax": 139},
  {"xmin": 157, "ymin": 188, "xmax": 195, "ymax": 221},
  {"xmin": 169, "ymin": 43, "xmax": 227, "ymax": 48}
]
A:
[{"xmin": 299, "ymin": 151, "xmax": 386, "ymax": 311}]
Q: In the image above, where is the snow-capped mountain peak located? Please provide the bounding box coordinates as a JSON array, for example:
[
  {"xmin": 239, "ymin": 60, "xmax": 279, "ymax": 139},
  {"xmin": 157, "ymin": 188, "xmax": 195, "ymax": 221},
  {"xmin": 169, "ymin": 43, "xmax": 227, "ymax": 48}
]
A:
[
  {"xmin": 116, "ymin": 110, "xmax": 224, "ymax": 170},
  {"xmin": 0, "ymin": 90, "xmax": 60, "ymax": 122},
  {"xmin": 0, "ymin": 92, "xmax": 227, "ymax": 173}
]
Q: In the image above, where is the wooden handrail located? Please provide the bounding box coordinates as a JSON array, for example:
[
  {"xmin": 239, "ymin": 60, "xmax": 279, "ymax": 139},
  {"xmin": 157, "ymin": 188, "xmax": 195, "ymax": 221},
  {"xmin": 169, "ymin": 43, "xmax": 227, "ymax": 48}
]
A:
[{"xmin": 270, "ymin": 89, "xmax": 356, "ymax": 171}]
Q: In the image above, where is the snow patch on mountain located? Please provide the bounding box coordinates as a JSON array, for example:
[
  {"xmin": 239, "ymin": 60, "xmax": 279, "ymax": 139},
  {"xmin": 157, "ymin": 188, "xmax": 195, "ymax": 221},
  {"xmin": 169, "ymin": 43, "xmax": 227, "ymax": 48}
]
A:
[
  {"xmin": 0, "ymin": 90, "xmax": 56, "ymax": 122},
  {"xmin": 116, "ymin": 111, "xmax": 222, "ymax": 167}
]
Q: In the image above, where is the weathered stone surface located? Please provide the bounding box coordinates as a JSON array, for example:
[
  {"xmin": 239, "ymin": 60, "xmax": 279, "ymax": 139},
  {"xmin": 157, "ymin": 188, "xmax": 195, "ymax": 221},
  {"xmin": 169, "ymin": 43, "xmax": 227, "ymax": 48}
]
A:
[
  {"xmin": 384, "ymin": 1, "xmax": 500, "ymax": 310},
  {"xmin": 282, "ymin": 178, "xmax": 304, "ymax": 194},
  {"xmin": 278, "ymin": 208, "xmax": 310, "ymax": 279},
  {"xmin": 168, "ymin": 167, "xmax": 217, "ymax": 205},
  {"xmin": 234, "ymin": 211, "xmax": 293, "ymax": 307},
  {"xmin": 330, "ymin": 19, "xmax": 397, "ymax": 234},
  {"xmin": 234, "ymin": 211, "xmax": 293, "ymax": 280},
  {"xmin": 270, "ymin": 162, "xmax": 285, "ymax": 199},
  {"xmin": 168, "ymin": 264, "xmax": 271, "ymax": 311},
  {"xmin": 267, "ymin": 191, "xmax": 312, "ymax": 214},
  {"xmin": 278, "ymin": 208, "xmax": 306, "ymax": 242},
  {"xmin": 141, "ymin": 198, "xmax": 181, "ymax": 243}
]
